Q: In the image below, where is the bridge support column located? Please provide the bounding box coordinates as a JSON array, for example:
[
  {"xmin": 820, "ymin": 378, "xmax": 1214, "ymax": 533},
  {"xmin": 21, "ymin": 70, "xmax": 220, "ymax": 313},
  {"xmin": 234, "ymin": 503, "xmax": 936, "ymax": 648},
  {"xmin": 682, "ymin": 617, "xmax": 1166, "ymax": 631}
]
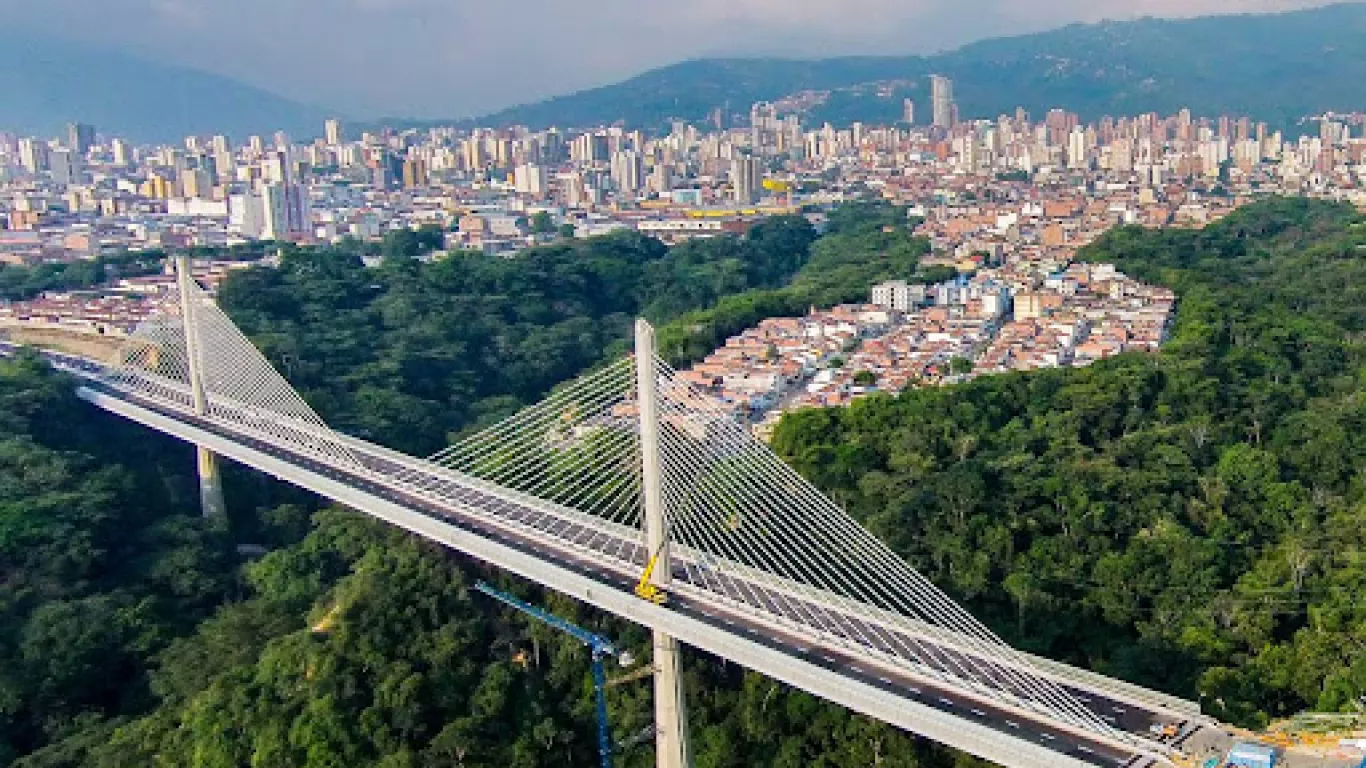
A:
[
  {"xmin": 635, "ymin": 319, "xmax": 692, "ymax": 768},
  {"xmin": 176, "ymin": 255, "xmax": 227, "ymax": 519}
]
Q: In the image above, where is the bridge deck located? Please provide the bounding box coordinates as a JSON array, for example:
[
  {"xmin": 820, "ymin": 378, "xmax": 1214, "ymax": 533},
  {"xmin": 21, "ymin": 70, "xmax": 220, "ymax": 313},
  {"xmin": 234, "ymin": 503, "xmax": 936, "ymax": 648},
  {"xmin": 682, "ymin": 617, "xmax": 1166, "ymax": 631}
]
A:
[{"xmin": 79, "ymin": 382, "xmax": 1188, "ymax": 767}]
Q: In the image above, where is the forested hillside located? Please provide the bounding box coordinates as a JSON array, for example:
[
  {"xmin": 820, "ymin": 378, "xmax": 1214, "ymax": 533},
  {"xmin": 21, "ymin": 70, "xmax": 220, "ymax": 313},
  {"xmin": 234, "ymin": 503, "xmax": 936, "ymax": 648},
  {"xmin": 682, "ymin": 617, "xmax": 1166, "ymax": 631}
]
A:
[
  {"xmin": 6, "ymin": 198, "xmax": 1366, "ymax": 766},
  {"xmin": 773, "ymin": 198, "xmax": 1366, "ymax": 728},
  {"xmin": 471, "ymin": 3, "xmax": 1366, "ymax": 130},
  {"xmin": 0, "ymin": 354, "xmax": 233, "ymax": 764}
]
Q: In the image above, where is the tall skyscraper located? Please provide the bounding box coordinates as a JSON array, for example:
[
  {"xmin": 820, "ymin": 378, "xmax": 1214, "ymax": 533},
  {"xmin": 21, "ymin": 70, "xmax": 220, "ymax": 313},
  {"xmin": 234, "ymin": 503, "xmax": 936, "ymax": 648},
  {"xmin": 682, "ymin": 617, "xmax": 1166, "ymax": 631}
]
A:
[
  {"xmin": 325, "ymin": 119, "xmax": 344, "ymax": 147},
  {"xmin": 401, "ymin": 157, "xmax": 429, "ymax": 189},
  {"xmin": 210, "ymin": 135, "xmax": 234, "ymax": 179},
  {"xmin": 514, "ymin": 164, "xmax": 549, "ymax": 198},
  {"xmin": 902, "ymin": 99, "xmax": 916, "ymax": 125},
  {"xmin": 181, "ymin": 168, "xmax": 213, "ymax": 199},
  {"xmin": 263, "ymin": 150, "xmax": 291, "ymax": 185},
  {"xmin": 229, "ymin": 193, "xmax": 266, "ymax": 237},
  {"xmin": 261, "ymin": 182, "xmax": 311, "ymax": 240},
  {"xmin": 571, "ymin": 133, "xmax": 609, "ymax": 165},
  {"xmin": 611, "ymin": 150, "xmax": 643, "ymax": 197},
  {"xmin": 111, "ymin": 138, "xmax": 132, "ymax": 168},
  {"xmin": 750, "ymin": 102, "xmax": 778, "ymax": 154},
  {"xmin": 650, "ymin": 164, "xmax": 673, "ymax": 196},
  {"xmin": 18, "ymin": 138, "xmax": 48, "ymax": 174},
  {"xmin": 67, "ymin": 123, "xmax": 95, "ymax": 155},
  {"xmin": 1067, "ymin": 127, "xmax": 1089, "ymax": 169},
  {"xmin": 49, "ymin": 148, "xmax": 79, "ymax": 185},
  {"xmin": 931, "ymin": 75, "xmax": 955, "ymax": 129},
  {"xmin": 463, "ymin": 136, "xmax": 487, "ymax": 171},
  {"xmin": 731, "ymin": 155, "xmax": 762, "ymax": 205}
]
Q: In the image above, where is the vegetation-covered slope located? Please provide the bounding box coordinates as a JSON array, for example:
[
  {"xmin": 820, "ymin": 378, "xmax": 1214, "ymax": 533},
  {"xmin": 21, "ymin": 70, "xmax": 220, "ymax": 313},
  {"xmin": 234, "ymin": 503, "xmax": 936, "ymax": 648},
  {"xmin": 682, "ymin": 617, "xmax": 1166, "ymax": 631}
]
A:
[
  {"xmin": 772, "ymin": 198, "xmax": 1366, "ymax": 728},
  {"xmin": 0, "ymin": 34, "xmax": 331, "ymax": 143},
  {"xmin": 474, "ymin": 3, "xmax": 1366, "ymax": 130},
  {"xmin": 0, "ymin": 355, "xmax": 234, "ymax": 764},
  {"xmin": 8, "ymin": 198, "xmax": 1366, "ymax": 767}
]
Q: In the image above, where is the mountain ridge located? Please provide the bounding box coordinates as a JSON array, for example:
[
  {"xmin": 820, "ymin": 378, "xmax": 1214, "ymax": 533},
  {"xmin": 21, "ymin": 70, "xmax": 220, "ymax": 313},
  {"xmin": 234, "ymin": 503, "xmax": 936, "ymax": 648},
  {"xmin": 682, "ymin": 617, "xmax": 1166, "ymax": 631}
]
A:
[
  {"xmin": 468, "ymin": 2, "xmax": 1366, "ymax": 130},
  {"xmin": 5, "ymin": 3, "xmax": 1366, "ymax": 143},
  {"xmin": 0, "ymin": 34, "xmax": 334, "ymax": 144}
]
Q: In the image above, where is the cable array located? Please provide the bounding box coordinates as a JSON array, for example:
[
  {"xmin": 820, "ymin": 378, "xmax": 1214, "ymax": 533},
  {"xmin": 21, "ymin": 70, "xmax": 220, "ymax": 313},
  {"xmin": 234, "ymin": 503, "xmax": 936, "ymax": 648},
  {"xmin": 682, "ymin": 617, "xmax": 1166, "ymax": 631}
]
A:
[
  {"xmin": 103, "ymin": 278, "xmax": 364, "ymax": 471},
  {"xmin": 649, "ymin": 356, "xmax": 1120, "ymax": 739},
  {"xmin": 98, "ymin": 289, "xmax": 1129, "ymax": 744},
  {"xmin": 423, "ymin": 357, "xmax": 647, "ymax": 557},
  {"xmin": 425, "ymin": 351, "xmax": 1123, "ymax": 742}
]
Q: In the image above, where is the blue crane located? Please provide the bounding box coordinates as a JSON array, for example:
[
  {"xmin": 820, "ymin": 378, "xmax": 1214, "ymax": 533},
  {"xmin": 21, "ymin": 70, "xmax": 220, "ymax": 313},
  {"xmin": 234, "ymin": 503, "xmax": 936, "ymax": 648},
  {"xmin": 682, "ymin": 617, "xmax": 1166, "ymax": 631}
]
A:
[{"xmin": 474, "ymin": 581, "xmax": 621, "ymax": 768}]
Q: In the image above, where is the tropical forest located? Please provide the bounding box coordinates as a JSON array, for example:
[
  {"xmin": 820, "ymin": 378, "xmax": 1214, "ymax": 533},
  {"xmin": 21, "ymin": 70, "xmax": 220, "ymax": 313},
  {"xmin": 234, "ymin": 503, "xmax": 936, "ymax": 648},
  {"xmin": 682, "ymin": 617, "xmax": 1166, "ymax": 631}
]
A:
[{"xmin": 2, "ymin": 197, "xmax": 1365, "ymax": 767}]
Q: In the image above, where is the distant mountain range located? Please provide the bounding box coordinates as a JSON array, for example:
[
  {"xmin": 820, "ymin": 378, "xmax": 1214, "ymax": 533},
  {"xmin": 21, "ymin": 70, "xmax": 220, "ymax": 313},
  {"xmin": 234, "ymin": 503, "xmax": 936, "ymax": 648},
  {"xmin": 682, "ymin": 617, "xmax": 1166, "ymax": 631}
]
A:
[
  {"xmin": 4, "ymin": 3, "xmax": 1366, "ymax": 144},
  {"xmin": 472, "ymin": 2, "xmax": 1366, "ymax": 131},
  {"xmin": 0, "ymin": 34, "xmax": 331, "ymax": 144}
]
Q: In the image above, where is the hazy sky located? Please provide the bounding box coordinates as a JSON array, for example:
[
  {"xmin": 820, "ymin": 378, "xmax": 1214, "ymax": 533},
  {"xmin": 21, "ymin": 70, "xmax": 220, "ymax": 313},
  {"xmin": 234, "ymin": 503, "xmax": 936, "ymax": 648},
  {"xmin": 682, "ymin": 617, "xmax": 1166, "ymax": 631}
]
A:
[{"xmin": 0, "ymin": 0, "xmax": 1346, "ymax": 119}]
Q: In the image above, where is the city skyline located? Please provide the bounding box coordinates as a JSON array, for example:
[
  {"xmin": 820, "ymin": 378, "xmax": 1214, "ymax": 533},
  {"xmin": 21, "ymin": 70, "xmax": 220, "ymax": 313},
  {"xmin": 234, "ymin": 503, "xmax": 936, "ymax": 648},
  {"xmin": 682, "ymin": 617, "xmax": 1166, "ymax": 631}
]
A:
[{"xmin": 0, "ymin": 0, "xmax": 1351, "ymax": 120}]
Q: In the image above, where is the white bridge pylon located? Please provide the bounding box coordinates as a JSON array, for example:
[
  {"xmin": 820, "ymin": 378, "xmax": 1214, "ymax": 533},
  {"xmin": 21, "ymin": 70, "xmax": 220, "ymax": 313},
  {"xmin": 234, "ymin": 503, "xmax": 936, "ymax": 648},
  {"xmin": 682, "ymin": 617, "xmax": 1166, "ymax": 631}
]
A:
[
  {"xmin": 104, "ymin": 276, "xmax": 366, "ymax": 472},
  {"xmin": 102, "ymin": 286, "xmax": 1131, "ymax": 750}
]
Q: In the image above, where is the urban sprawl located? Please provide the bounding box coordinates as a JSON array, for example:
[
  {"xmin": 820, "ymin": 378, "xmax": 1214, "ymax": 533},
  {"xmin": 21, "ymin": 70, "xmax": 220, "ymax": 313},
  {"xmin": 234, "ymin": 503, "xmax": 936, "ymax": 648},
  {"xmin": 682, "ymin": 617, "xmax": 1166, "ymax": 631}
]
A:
[{"xmin": 3, "ymin": 75, "xmax": 1365, "ymax": 429}]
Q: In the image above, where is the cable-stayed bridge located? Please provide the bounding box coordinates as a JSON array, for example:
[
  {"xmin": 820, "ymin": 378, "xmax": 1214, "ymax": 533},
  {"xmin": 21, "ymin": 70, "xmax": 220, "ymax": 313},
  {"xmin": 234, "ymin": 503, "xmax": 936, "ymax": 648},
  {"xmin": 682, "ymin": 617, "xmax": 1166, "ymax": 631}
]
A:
[{"xmin": 1, "ymin": 266, "xmax": 1231, "ymax": 768}]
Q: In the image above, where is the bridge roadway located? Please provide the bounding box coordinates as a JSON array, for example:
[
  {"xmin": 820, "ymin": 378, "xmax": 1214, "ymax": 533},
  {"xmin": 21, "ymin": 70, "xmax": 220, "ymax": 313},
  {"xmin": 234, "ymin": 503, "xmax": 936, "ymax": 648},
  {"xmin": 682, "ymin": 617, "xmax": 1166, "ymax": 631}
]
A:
[{"xmin": 3, "ymin": 343, "xmax": 1203, "ymax": 768}]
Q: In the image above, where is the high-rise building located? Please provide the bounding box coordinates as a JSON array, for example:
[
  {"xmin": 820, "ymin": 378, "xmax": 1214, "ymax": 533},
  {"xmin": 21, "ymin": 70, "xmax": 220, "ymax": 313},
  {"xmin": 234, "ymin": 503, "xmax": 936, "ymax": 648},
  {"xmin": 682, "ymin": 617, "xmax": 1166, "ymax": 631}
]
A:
[
  {"xmin": 263, "ymin": 150, "xmax": 291, "ymax": 185},
  {"xmin": 751, "ymin": 102, "xmax": 778, "ymax": 154},
  {"xmin": 229, "ymin": 193, "xmax": 266, "ymax": 238},
  {"xmin": 210, "ymin": 144, "xmax": 233, "ymax": 179},
  {"xmin": 67, "ymin": 122, "xmax": 95, "ymax": 155},
  {"xmin": 610, "ymin": 150, "xmax": 643, "ymax": 196},
  {"xmin": 931, "ymin": 75, "xmax": 955, "ymax": 129},
  {"xmin": 261, "ymin": 182, "xmax": 311, "ymax": 240},
  {"xmin": 49, "ymin": 148, "xmax": 80, "ymax": 185},
  {"xmin": 401, "ymin": 157, "xmax": 429, "ymax": 188},
  {"xmin": 902, "ymin": 99, "xmax": 916, "ymax": 125},
  {"xmin": 571, "ymin": 133, "xmax": 609, "ymax": 165},
  {"xmin": 1067, "ymin": 126, "xmax": 1089, "ymax": 169},
  {"xmin": 463, "ymin": 136, "xmax": 487, "ymax": 171},
  {"xmin": 560, "ymin": 172, "xmax": 587, "ymax": 209},
  {"xmin": 18, "ymin": 138, "xmax": 47, "ymax": 174},
  {"xmin": 649, "ymin": 164, "xmax": 673, "ymax": 196},
  {"xmin": 325, "ymin": 119, "xmax": 344, "ymax": 147},
  {"xmin": 492, "ymin": 138, "xmax": 514, "ymax": 169},
  {"xmin": 731, "ymin": 155, "xmax": 763, "ymax": 205},
  {"xmin": 514, "ymin": 164, "xmax": 549, "ymax": 198},
  {"xmin": 111, "ymin": 138, "xmax": 132, "ymax": 168},
  {"xmin": 181, "ymin": 168, "xmax": 213, "ymax": 199},
  {"xmin": 141, "ymin": 173, "xmax": 175, "ymax": 200}
]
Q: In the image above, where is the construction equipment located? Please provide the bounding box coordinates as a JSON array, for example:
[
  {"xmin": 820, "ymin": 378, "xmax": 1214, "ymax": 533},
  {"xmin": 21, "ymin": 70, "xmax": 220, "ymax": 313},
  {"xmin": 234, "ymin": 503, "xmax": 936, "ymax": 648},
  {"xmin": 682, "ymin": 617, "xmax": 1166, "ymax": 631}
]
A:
[
  {"xmin": 634, "ymin": 541, "xmax": 670, "ymax": 605},
  {"xmin": 474, "ymin": 582, "xmax": 623, "ymax": 768}
]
